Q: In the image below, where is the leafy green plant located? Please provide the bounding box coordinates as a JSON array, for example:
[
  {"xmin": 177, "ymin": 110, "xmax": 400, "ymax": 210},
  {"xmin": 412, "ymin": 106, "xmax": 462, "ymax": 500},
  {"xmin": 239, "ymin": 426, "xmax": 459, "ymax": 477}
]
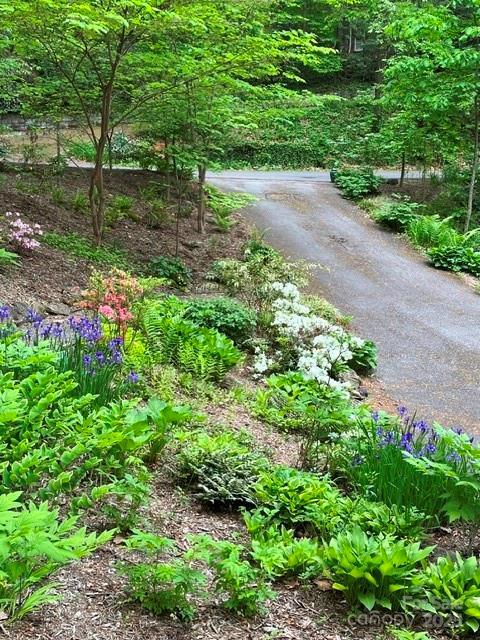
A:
[
  {"xmin": 422, "ymin": 553, "xmax": 480, "ymax": 633},
  {"xmin": 334, "ymin": 167, "xmax": 383, "ymax": 200},
  {"xmin": 247, "ymin": 467, "xmax": 424, "ymax": 542},
  {"xmin": 176, "ymin": 430, "xmax": 270, "ymax": 506},
  {"xmin": 43, "ymin": 232, "xmax": 134, "ymax": 270},
  {"xmin": 205, "ymin": 185, "xmax": 256, "ymax": 231},
  {"xmin": 389, "ymin": 630, "xmax": 433, "ymax": 640},
  {"xmin": 66, "ymin": 139, "xmax": 98, "ymax": 163},
  {"xmin": 368, "ymin": 196, "xmax": 423, "ymax": 232},
  {"xmin": 250, "ymin": 526, "xmax": 323, "ymax": 580},
  {"xmin": 143, "ymin": 310, "xmax": 243, "ymax": 381},
  {"xmin": 118, "ymin": 530, "xmax": 205, "ymax": 621},
  {"xmin": 106, "ymin": 195, "xmax": 135, "ymax": 224},
  {"xmin": 147, "ymin": 256, "xmax": 192, "ymax": 288},
  {"xmin": 72, "ymin": 190, "xmax": 89, "ymax": 214},
  {"xmin": 192, "ymin": 535, "xmax": 274, "ymax": 616},
  {"xmin": 427, "ymin": 245, "xmax": 480, "ymax": 277},
  {"xmin": 50, "ymin": 186, "xmax": 67, "ymax": 206},
  {"xmin": 322, "ymin": 527, "xmax": 433, "ymax": 612},
  {"xmin": 255, "ymin": 372, "xmax": 354, "ymax": 433},
  {"xmin": 407, "ymin": 215, "xmax": 463, "ymax": 249},
  {"xmin": 0, "ymin": 248, "xmax": 19, "ymax": 268},
  {"xmin": 183, "ymin": 297, "xmax": 257, "ymax": 345},
  {"xmin": 0, "ymin": 492, "xmax": 112, "ymax": 621},
  {"xmin": 347, "ymin": 338, "xmax": 377, "ymax": 374}
]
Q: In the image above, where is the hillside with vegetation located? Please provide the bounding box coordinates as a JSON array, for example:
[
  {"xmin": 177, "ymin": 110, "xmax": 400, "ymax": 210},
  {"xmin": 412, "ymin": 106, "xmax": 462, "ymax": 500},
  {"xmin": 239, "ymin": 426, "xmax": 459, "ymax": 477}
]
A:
[{"xmin": 0, "ymin": 1, "xmax": 480, "ymax": 639}]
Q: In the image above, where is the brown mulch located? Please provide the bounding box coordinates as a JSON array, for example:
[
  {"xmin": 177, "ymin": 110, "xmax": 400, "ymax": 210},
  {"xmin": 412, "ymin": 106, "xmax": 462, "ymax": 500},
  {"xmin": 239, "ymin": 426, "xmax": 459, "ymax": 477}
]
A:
[{"xmin": 0, "ymin": 167, "xmax": 248, "ymax": 309}]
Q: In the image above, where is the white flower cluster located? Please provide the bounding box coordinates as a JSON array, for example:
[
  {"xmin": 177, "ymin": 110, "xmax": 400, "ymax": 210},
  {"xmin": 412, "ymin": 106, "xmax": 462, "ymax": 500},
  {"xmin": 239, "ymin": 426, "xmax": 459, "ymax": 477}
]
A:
[{"xmin": 252, "ymin": 281, "xmax": 365, "ymax": 390}]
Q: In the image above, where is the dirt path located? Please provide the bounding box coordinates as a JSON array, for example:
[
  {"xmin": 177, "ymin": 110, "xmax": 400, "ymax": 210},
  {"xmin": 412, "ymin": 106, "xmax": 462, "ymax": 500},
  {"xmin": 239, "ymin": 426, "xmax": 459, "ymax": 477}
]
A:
[{"xmin": 209, "ymin": 170, "xmax": 480, "ymax": 432}]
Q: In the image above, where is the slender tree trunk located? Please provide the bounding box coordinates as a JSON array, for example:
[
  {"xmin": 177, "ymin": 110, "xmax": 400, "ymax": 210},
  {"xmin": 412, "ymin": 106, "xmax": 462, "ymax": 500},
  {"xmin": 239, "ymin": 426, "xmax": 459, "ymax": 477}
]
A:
[
  {"xmin": 197, "ymin": 163, "xmax": 207, "ymax": 234},
  {"xmin": 400, "ymin": 151, "xmax": 406, "ymax": 188},
  {"xmin": 89, "ymin": 84, "xmax": 113, "ymax": 244},
  {"xmin": 164, "ymin": 138, "xmax": 171, "ymax": 202},
  {"xmin": 55, "ymin": 122, "xmax": 61, "ymax": 188},
  {"xmin": 465, "ymin": 96, "xmax": 480, "ymax": 233}
]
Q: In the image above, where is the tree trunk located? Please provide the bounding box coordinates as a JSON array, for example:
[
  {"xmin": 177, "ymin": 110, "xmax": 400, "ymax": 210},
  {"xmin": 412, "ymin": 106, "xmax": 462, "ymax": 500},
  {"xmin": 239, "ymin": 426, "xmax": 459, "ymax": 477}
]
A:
[
  {"xmin": 465, "ymin": 96, "xmax": 480, "ymax": 233},
  {"xmin": 89, "ymin": 83, "xmax": 114, "ymax": 244},
  {"xmin": 197, "ymin": 163, "xmax": 207, "ymax": 234},
  {"xmin": 400, "ymin": 151, "xmax": 406, "ymax": 188}
]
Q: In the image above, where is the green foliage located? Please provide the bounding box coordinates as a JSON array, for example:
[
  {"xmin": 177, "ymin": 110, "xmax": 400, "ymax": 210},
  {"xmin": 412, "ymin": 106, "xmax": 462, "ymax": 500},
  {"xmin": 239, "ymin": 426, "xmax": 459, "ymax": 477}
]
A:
[
  {"xmin": 247, "ymin": 467, "xmax": 424, "ymax": 543},
  {"xmin": 422, "ymin": 553, "xmax": 480, "ymax": 634},
  {"xmin": 176, "ymin": 430, "xmax": 270, "ymax": 507},
  {"xmin": 119, "ymin": 531, "xmax": 205, "ymax": 621},
  {"xmin": 301, "ymin": 294, "xmax": 351, "ymax": 327},
  {"xmin": 427, "ymin": 245, "xmax": 480, "ymax": 277},
  {"xmin": 143, "ymin": 308, "xmax": 243, "ymax": 381},
  {"xmin": 43, "ymin": 232, "xmax": 134, "ymax": 270},
  {"xmin": 334, "ymin": 167, "xmax": 383, "ymax": 200},
  {"xmin": 322, "ymin": 527, "xmax": 433, "ymax": 612},
  {"xmin": 192, "ymin": 535, "xmax": 275, "ymax": 617},
  {"xmin": 367, "ymin": 196, "xmax": 424, "ymax": 232},
  {"xmin": 50, "ymin": 186, "xmax": 67, "ymax": 206},
  {"xmin": 72, "ymin": 190, "xmax": 89, "ymax": 214},
  {"xmin": 250, "ymin": 527, "xmax": 323, "ymax": 580},
  {"xmin": 147, "ymin": 256, "xmax": 192, "ymax": 288},
  {"xmin": 0, "ymin": 248, "xmax": 19, "ymax": 268},
  {"xmin": 255, "ymin": 371, "xmax": 354, "ymax": 433},
  {"xmin": 389, "ymin": 631, "xmax": 433, "ymax": 640},
  {"xmin": 205, "ymin": 185, "xmax": 256, "ymax": 231},
  {"xmin": 106, "ymin": 195, "xmax": 135, "ymax": 225},
  {"xmin": 0, "ymin": 492, "xmax": 112, "ymax": 621},
  {"xmin": 210, "ymin": 239, "xmax": 309, "ymax": 310},
  {"xmin": 66, "ymin": 140, "xmax": 97, "ymax": 163},
  {"xmin": 183, "ymin": 297, "xmax": 257, "ymax": 345},
  {"xmin": 347, "ymin": 339, "xmax": 377, "ymax": 375},
  {"xmin": 407, "ymin": 215, "xmax": 463, "ymax": 249}
]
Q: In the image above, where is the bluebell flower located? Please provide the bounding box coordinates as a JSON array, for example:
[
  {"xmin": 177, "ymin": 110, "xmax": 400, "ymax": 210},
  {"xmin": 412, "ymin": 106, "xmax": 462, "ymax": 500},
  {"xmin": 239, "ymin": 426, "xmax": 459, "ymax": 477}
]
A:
[
  {"xmin": 0, "ymin": 305, "xmax": 10, "ymax": 322},
  {"xmin": 398, "ymin": 405, "xmax": 408, "ymax": 418},
  {"xmin": 371, "ymin": 411, "xmax": 379, "ymax": 423},
  {"xmin": 108, "ymin": 337, "xmax": 123, "ymax": 351},
  {"xmin": 95, "ymin": 351, "xmax": 106, "ymax": 365},
  {"xmin": 83, "ymin": 354, "xmax": 93, "ymax": 367},
  {"xmin": 446, "ymin": 451, "xmax": 462, "ymax": 464},
  {"xmin": 127, "ymin": 371, "xmax": 140, "ymax": 384},
  {"xmin": 413, "ymin": 419, "xmax": 430, "ymax": 434}
]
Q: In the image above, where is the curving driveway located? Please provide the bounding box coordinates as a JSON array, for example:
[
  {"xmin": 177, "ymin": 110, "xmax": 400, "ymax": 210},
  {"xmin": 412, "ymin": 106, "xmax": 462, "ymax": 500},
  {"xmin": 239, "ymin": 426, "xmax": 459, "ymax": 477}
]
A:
[{"xmin": 208, "ymin": 170, "xmax": 480, "ymax": 432}]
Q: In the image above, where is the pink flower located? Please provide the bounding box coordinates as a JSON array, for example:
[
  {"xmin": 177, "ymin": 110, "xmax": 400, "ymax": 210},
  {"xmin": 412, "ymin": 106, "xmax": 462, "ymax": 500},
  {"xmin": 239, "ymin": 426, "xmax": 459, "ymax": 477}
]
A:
[
  {"xmin": 118, "ymin": 308, "xmax": 133, "ymax": 323},
  {"xmin": 98, "ymin": 305, "xmax": 115, "ymax": 319}
]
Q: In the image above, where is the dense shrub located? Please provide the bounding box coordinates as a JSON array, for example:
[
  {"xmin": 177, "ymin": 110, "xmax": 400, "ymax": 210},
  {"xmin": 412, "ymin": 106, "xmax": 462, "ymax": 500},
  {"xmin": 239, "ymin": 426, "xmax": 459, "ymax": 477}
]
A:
[
  {"xmin": 427, "ymin": 245, "xmax": 480, "ymax": 277},
  {"xmin": 367, "ymin": 196, "xmax": 423, "ymax": 231},
  {"xmin": 334, "ymin": 167, "xmax": 383, "ymax": 200},
  {"xmin": 147, "ymin": 256, "xmax": 192, "ymax": 288},
  {"xmin": 183, "ymin": 297, "xmax": 256, "ymax": 345}
]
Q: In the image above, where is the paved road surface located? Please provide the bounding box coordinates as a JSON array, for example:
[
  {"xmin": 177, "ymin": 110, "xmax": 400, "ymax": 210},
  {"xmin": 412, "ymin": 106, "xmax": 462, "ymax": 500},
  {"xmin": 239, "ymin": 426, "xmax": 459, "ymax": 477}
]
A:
[{"xmin": 209, "ymin": 170, "xmax": 480, "ymax": 431}]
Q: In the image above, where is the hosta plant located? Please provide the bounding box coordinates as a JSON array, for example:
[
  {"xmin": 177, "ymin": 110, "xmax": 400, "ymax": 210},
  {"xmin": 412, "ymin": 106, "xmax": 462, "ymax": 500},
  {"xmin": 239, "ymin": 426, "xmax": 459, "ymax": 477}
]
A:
[
  {"xmin": 322, "ymin": 527, "xmax": 434, "ymax": 612},
  {"xmin": 422, "ymin": 553, "xmax": 480, "ymax": 633}
]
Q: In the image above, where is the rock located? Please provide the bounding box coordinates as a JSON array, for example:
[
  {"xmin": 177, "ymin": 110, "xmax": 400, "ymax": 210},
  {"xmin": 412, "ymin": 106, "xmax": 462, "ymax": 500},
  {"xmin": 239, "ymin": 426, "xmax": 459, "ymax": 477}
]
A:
[
  {"xmin": 182, "ymin": 240, "xmax": 201, "ymax": 250},
  {"xmin": 44, "ymin": 301, "xmax": 71, "ymax": 316},
  {"xmin": 10, "ymin": 301, "xmax": 43, "ymax": 321}
]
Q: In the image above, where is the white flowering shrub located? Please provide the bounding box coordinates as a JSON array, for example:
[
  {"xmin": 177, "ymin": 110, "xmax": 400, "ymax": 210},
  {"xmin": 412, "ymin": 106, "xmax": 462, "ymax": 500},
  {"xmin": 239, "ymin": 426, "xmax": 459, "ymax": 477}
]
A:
[{"xmin": 253, "ymin": 281, "xmax": 369, "ymax": 390}]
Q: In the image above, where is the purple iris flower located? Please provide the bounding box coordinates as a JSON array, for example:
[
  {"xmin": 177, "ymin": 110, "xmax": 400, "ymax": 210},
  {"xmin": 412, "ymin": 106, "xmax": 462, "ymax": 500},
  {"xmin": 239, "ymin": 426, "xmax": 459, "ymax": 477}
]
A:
[
  {"xmin": 26, "ymin": 308, "xmax": 43, "ymax": 328},
  {"xmin": 127, "ymin": 371, "xmax": 140, "ymax": 384}
]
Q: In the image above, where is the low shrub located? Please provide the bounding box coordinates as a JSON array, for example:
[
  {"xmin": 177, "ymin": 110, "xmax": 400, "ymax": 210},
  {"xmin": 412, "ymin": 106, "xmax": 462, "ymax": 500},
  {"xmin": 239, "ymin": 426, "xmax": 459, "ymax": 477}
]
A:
[
  {"xmin": 5, "ymin": 211, "xmax": 43, "ymax": 253},
  {"xmin": 427, "ymin": 245, "xmax": 480, "ymax": 277},
  {"xmin": 247, "ymin": 467, "xmax": 424, "ymax": 542},
  {"xmin": 334, "ymin": 167, "xmax": 383, "ymax": 200},
  {"xmin": 183, "ymin": 297, "xmax": 256, "ymax": 345},
  {"xmin": 176, "ymin": 430, "xmax": 270, "ymax": 506},
  {"xmin": 368, "ymin": 196, "xmax": 423, "ymax": 232},
  {"xmin": 205, "ymin": 185, "xmax": 255, "ymax": 231},
  {"xmin": 0, "ymin": 248, "xmax": 19, "ymax": 268},
  {"xmin": 322, "ymin": 527, "xmax": 433, "ymax": 612},
  {"xmin": 347, "ymin": 338, "xmax": 377, "ymax": 375},
  {"xmin": 106, "ymin": 195, "xmax": 135, "ymax": 224},
  {"xmin": 147, "ymin": 256, "xmax": 192, "ymax": 288}
]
